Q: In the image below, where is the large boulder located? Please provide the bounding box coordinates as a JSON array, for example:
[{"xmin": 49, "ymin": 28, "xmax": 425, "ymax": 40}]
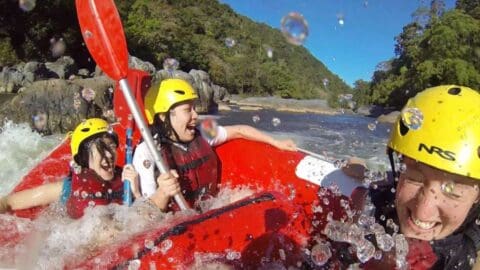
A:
[
  {"xmin": 95, "ymin": 55, "xmax": 157, "ymax": 78},
  {"xmin": 377, "ymin": 111, "xmax": 400, "ymax": 124},
  {"xmin": 152, "ymin": 69, "xmax": 228, "ymax": 113},
  {"xmin": 0, "ymin": 66, "xmax": 24, "ymax": 93},
  {"xmin": 129, "ymin": 55, "xmax": 156, "ymax": 75},
  {"xmin": 44, "ymin": 56, "xmax": 78, "ymax": 79},
  {"xmin": 0, "ymin": 77, "xmax": 114, "ymax": 134}
]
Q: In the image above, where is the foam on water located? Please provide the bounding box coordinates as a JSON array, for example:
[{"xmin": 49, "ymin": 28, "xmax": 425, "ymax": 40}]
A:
[
  {"xmin": 0, "ymin": 184, "xmax": 256, "ymax": 269},
  {"xmin": 0, "ymin": 121, "xmax": 62, "ymax": 196}
]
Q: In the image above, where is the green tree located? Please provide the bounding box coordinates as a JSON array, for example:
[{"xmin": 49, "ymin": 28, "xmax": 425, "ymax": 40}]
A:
[
  {"xmin": 352, "ymin": 79, "xmax": 371, "ymax": 106},
  {"xmin": 370, "ymin": 6, "xmax": 480, "ymax": 108}
]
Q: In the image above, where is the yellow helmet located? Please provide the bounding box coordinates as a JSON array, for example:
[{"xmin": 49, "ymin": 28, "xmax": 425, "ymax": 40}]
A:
[
  {"xmin": 71, "ymin": 118, "xmax": 110, "ymax": 158},
  {"xmin": 144, "ymin": 78, "xmax": 198, "ymax": 124},
  {"xmin": 388, "ymin": 85, "xmax": 480, "ymax": 180}
]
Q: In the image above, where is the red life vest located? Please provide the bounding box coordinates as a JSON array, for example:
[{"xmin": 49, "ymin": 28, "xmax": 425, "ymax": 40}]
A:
[
  {"xmin": 66, "ymin": 167, "xmax": 123, "ymax": 219},
  {"xmin": 160, "ymin": 134, "xmax": 219, "ymax": 209}
]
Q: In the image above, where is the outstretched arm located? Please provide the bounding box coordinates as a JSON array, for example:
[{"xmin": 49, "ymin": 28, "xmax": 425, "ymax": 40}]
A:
[
  {"xmin": 224, "ymin": 125, "xmax": 297, "ymax": 151},
  {"xmin": 0, "ymin": 181, "xmax": 63, "ymax": 212}
]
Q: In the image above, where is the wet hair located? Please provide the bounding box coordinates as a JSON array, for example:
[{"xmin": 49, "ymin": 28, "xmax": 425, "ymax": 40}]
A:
[
  {"xmin": 151, "ymin": 111, "xmax": 174, "ymax": 139},
  {"xmin": 150, "ymin": 103, "xmax": 184, "ymax": 142},
  {"xmin": 74, "ymin": 132, "xmax": 118, "ymax": 169}
]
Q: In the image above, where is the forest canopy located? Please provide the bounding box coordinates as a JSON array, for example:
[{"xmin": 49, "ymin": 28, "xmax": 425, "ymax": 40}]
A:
[{"xmin": 0, "ymin": 0, "xmax": 350, "ymax": 104}]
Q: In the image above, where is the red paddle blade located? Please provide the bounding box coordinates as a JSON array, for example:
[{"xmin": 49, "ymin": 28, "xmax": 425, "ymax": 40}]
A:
[{"xmin": 76, "ymin": 0, "xmax": 128, "ymax": 80}]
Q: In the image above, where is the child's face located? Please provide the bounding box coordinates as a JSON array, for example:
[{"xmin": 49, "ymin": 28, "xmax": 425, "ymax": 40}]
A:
[
  {"xmin": 88, "ymin": 137, "xmax": 117, "ymax": 181},
  {"xmin": 395, "ymin": 157, "xmax": 479, "ymax": 241},
  {"xmin": 168, "ymin": 101, "xmax": 198, "ymax": 142}
]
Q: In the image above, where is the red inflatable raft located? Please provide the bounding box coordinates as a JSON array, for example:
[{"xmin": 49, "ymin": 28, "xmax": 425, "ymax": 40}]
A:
[{"xmin": 0, "ymin": 70, "xmax": 359, "ymax": 269}]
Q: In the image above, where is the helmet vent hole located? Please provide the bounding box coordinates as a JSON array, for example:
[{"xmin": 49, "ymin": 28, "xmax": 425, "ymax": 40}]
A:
[
  {"xmin": 448, "ymin": 87, "xmax": 461, "ymax": 95},
  {"xmin": 399, "ymin": 119, "xmax": 409, "ymax": 136},
  {"xmin": 174, "ymin": 90, "xmax": 185, "ymax": 95},
  {"xmin": 81, "ymin": 128, "xmax": 90, "ymax": 132}
]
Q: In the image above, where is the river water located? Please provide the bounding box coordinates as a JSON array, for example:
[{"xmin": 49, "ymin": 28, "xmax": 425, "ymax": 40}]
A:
[{"xmin": 0, "ymin": 109, "xmax": 391, "ymax": 196}]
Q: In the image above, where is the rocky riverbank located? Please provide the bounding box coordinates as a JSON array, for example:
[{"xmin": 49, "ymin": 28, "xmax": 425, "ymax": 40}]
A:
[
  {"xmin": 0, "ymin": 55, "xmax": 399, "ymax": 134},
  {"xmin": 222, "ymin": 95, "xmax": 399, "ymax": 124},
  {"xmin": 0, "ymin": 56, "xmax": 228, "ymax": 134},
  {"xmin": 226, "ymin": 96, "xmax": 339, "ymax": 115}
]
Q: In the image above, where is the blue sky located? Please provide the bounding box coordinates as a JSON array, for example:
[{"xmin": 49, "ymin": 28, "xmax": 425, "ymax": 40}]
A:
[{"xmin": 220, "ymin": 0, "xmax": 456, "ymax": 86}]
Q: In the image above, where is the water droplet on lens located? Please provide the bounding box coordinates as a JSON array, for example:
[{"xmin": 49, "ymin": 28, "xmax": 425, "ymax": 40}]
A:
[
  {"xmin": 224, "ymin": 37, "xmax": 236, "ymax": 48},
  {"xmin": 128, "ymin": 259, "xmax": 141, "ymax": 270},
  {"xmin": 310, "ymin": 241, "xmax": 332, "ymax": 266},
  {"xmin": 95, "ymin": 191, "xmax": 102, "ymax": 198},
  {"xmin": 252, "ymin": 115, "xmax": 260, "ymax": 124},
  {"xmin": 225, "ymin": 249, "xmax": 241, "ymax": 260},
  {"xmin": 81, "ymin": 191, "xmax": 88, "ymax": 199},
  {"xmin": 281, "ymin": 12, "xmax": 309, "ymax": 45},
  {"xmin": 81, "ymin": 88, "xmax": 96, "ymax": 102},
  {"xmin": 266, "ymin": 47, "xmax": 273, "ymax": 58},
  {"xmin": 160, "ymin": 239, "xmax": 173, "ymax": 254},
  {"xmin": 374, "ymin": 250, "xmax": 382, "ymax": 260},
  {"xmin": 367, "ymin": 123, "xmax": 376, "ymax": 131},
  {"xmin": 334, "ymin": 159, "xmax": 346, "ymax": 169},
  {"xmin": 336, "ymin": 13, "xmax": 345, "ymax": 26},
  {"xmin": 88, "ymin": 201, "xmax": 96, "ymax": 207},
  {"xmin": 356, "ymin": 240, "xmax": 375, "ymax": 263},
  {"xmin": 323, "ymin": 198, "xmax": 330, "ymax": 205},
  {"xmin": 145, "ymin": 239, "xmax": 155, "ymax": 250},
  {"xmin": 271, "ymin": 117, "xmax": 281, "ymax": 127},
  {"xmin": 84, "ymin": 30, "xmax": 93, "ymax": 39},
  {"xmin": 163, "ymin": 58, "xmax": 179, "ymax": 76},
  {"xmin": 19, "ymin": 0, "xmax": 36, "ymax": 12},
  {"xmin": 401, "ymin": 107, "xmax": 424, "ymax": 130},
  {"xmin": 399, "ymin": 163, "xmax": 407, "ymax": 173},
  {"xmin": 441, "ymin": 181, "xmax": 455, "ymax": 194},
  {"xmin": 322, "ymin": 78, "xmax": 329, "ymax": 88},
  {"xmin": 200, "ymin": 118, "xmax": 218, "ymax": 140},
  {"xmin": 50, "ymin": 38, "xmax": 66, "ymax": 58}
]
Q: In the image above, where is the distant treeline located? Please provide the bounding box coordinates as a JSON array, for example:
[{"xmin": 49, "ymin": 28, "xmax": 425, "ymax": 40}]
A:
[
  {"xmin": 353, "ymin": 0, "xmax": 480, "ymax": 109},
  {"xmin": 0, "ymin": 0, "xmax": 351, "ymax": 105}
]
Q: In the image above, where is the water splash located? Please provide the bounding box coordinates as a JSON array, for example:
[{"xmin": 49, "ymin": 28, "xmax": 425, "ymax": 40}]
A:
[{"xmin": 0, "ymin": 121, "xmax": 62, "ymax": 196}]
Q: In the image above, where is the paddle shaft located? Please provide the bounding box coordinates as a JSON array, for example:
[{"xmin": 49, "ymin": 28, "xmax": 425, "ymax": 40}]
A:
[
  {"xmin": 123, "ymin": 115, "xmax": 133, "ymax": 206},
  {"xmin": 296, "ymin": 147, "xmax": 330, "ymax": 162},
  {"xmin": 119, "ymin": 79, "xmax": 189, "ymax": 210}
]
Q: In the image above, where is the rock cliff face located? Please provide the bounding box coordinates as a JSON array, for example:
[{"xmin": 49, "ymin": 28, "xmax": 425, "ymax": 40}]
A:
[{"xmin": 0, "ymin": 56, "xmax": 227, "ymax": 134}]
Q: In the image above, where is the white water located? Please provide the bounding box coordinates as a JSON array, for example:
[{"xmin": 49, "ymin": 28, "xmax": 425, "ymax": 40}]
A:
[{"xmin": 0, "ymin": 121, "xmax": 63, "ymax": 196}]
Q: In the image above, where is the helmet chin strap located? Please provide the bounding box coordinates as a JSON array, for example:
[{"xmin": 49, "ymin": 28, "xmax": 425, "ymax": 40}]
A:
[{"xmin": 387, "ymin": 147, "xmax": 399, "ymax": 179}]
